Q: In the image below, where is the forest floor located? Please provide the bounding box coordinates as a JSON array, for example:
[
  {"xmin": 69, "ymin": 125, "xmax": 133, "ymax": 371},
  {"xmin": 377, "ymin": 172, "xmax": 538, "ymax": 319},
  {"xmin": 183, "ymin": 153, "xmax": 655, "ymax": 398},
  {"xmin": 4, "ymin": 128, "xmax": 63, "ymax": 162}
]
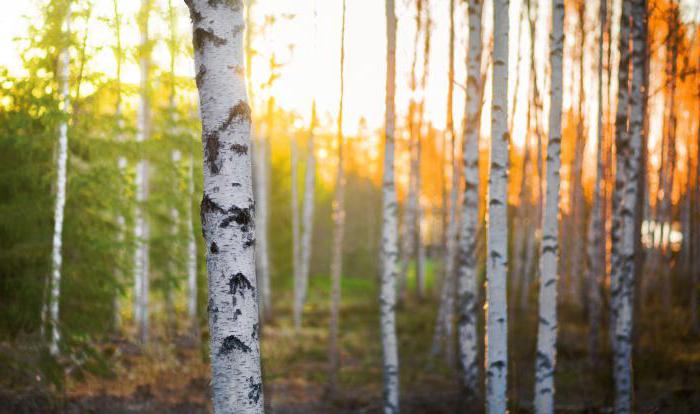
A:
[{"xmin": 2, "ymin": 265, "xmax": 700, "ymax": 413}]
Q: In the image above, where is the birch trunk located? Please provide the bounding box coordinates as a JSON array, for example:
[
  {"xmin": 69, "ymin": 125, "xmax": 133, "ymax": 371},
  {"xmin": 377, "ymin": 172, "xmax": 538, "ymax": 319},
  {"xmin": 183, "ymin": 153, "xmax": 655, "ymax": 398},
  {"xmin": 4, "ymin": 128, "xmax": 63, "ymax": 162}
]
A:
[
  {"xmin": 134, "ymin": 0, "xmax": 152, "ymax": 345},
  {"xmin": 612, "ymin": 0, "xmax": 646, "ymax": 411},
  {"xmin": 291, "ymin": 135, "xmax": 302, "ymax": 330},
  {"xmin": 609, "ymin": 0, "xmax": 631, "ymax": 358},
  {"xmin": 112, "ymin": 0, "xmax": 125, "ymax": 333},
  {"xmin": 533, "ymin": 0, "xmax": 563, "ymax": 409},
  {"xmin": 399, "ymin": 0, "xmax": 422, "ymax": 301},
  {"xmin": 381, "ymin": 1, "xmax": 400, "ymax": 411},
  {"xmin": 297, "ymin": 102, "xmax": 317, "ymax": 329},
  {"xmin": 456, "ymin": 0, "xmax": 483, "ymax": 399},
  {"xmin": 185, "ymin": 0, "xmax": 264, "ymax": 411},
  {"xmin": 586, "ymin": 0, "xmax": 607, "ymax": 366},
  {"xmin": 187, "ymin": 150, "xmax": 199, "ymax": 340},
  {"xmin": 442, "ymin": 0, "xmax": 458, "ymax": 366},
  {"xmin": 48, "ymin": 6, "xmax": 71, "ymax": 355},
  {"xmin": 255, "ymin": 100, "xmax": 271, "ymax": 320},
  {"xmin": 328, "ymin": 0, "xmax": 347, "ymax": 391},
  {"xmin": 486, "ymin": 0, "xmax": 510, "ymax": 410}
]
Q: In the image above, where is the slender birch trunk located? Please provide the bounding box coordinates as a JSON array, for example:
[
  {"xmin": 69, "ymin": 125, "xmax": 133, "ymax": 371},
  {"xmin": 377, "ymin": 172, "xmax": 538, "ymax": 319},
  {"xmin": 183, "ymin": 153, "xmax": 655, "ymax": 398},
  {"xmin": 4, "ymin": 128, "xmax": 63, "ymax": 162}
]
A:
[
  {"xmin": 457, "ymin": 0, "xmax": 483, "ymax": 400},
  {"xmin": 442, "ymin": 0, "xmax": 458, "ymax": 366},
  {"xmin": 291, "ymin": 134, "xmax": 302, "ymax": 329},
  {"xmin": 255, "ymin": 99, "xmax": 271, "ymax": 320},
  {"xmin": 399, "ymin": 0, "xmax": 422, "ymax": 301},
  {"xmin": 134, "ymin": 0, "xmax": 152, "ymax": 345},
  {"xmin": 612, "ymin": 0, "xmax": 646, "ymax": 411},
  {"xmin": 297, "ymin": 102, "xmax": 317, "ymax": 329},
  {"xmin": 48, "ymin": 5, "xmax": 71, "ymax": 355},
  {"xmin": 381, "ymin": 1, "xmax": 400, "ymax": 411},
  {"xmin": 533, "ymin": 0, "xmax": 563, "ymax": 409},
  {"xmin": 328, "ymin": 0, "xmax": 347, "ymax": 391},
  {"xmin": 486, "ymin": 0, "xmax": 510, "ymax": 410},
  {"xmin": 586, "ymin": 0, "xmax": 607, "ymax": 366},
  {"xmin": 111, "ymin": 0, "xmax": 125, "ymax": 333},
  {"xmin": 297, "ymin": 3, "xmax": 319, "ymax": 326},
  {"xmin": 185, "ymin": 0, "xmax": 264, "ymax": 411},
  {"xmin": 415, "ymin": 3, "xmax": 432, "ymax": 299},
  {"xmin": 187, "ymin": 149, "xmax": 199, "ymax": 340}
]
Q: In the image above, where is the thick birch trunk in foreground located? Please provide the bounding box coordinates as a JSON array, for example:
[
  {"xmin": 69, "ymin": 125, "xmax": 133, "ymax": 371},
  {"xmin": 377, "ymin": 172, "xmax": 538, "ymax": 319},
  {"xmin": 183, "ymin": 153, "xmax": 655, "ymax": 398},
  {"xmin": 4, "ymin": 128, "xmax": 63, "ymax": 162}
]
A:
[
  {"xmin": 612, "ymin": 0, "xmax": 646, "ymax": 411},
  {"xmin": 457, "ymin": 0, "xmax": 483, "ymax": 399},
  {"xmin": 380, "ymin": 1, "xmax": 400, "ymax": 412},
  {"xmin": 185, "ymin": 0, "xmax": 264, "ymax": 412},
  {"xmin": 134, "ymin": 0, "xmax": 152, "ymax": 345},
  {"xmin": 297, "ymin": 103, "xmax": 317, "ymax": 329},
  {"xmin": 328, "ymin": 0, "xmax": 347, "ymax": 391},
  {"xmin": 486, "ymin": 0, "xmax": 510, "ymax": 410},
  {"xmin": 48, "ymin": 7, "xmax": 71, "ymax": 355},
  {"xmin": 533, "ymin": 0, "xmax": 563, "ymax": 409},
  {"xmin": 586, "ymin": 0, "xmax": 607, "ymax": 366}
]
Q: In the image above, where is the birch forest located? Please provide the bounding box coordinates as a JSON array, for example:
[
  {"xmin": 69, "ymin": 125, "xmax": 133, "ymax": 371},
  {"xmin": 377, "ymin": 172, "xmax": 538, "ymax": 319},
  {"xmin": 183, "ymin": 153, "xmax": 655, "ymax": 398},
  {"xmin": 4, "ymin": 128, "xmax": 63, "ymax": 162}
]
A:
[{"xmin": 2, "ymin": 0, "xmax": 700, "ymax": 413}]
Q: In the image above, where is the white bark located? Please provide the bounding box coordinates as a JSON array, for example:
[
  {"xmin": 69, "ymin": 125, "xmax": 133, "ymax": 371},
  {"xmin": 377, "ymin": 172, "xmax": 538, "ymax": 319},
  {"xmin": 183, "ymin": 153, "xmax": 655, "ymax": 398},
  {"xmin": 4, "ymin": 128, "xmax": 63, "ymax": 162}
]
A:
[
  {"xmin": 291, "ymin": 137, "xmax": 302, "ymax": 329},
  {"xmin": 134, "ymin": 0, "xmax": 151, "ymax": 345},
  {"xmin": 187, "ymin": 150, "xmax": 199, "ymax": 339},
  {"xmin": 297, "ymin": 102, "xmax": 317, "ymax": 330},
  {"xmin": 586, "ymin": 0, "xmax": 607, "ymax": 365},
  {"xmin": 612, "ymin": 0, "xmax": 645, "ymax": 411},
  {"xmin": 48, "ymin": 7, "xmax": 71, "ymax": 355},
  {"xmin": 381, "ymin": 0, "xmax": 400, "ymax": 412},
  {"xmin": 533, "ymin": 0, "xmax": 563, "ymax": 409},
  {"xmin": 186, "ymin": 0, "xmax": 264, "ymax": 411},
  {"xmin": 255, "ymin": 106, "xmax": 271, "ymax": 319},
  {"xmin": 328, "ymin": 0, "xmax": 347, "ymax": 390},
  {"xmin": 457, "ymin": 0, "xmax": 483, "ymax": 399},
  {"xmin": 486, "ymin": 0, "xmax": 510, "ymax": 410}
]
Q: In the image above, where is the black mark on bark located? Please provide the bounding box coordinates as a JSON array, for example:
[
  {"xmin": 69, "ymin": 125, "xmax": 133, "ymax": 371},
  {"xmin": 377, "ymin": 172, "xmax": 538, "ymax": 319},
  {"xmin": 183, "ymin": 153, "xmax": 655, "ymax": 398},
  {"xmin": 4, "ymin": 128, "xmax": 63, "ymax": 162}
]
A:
[
  {"xmin": 195, "ymin": 65, "xmax": 206, "ymax": 88},
  {"xmin": 221, "ymin": 101, "xmax": 251, "ymax": 130},
  {"xmin": 230, "ymin": 143, "xmax": 248, "ymax": 155},
  {"xmin": 247, "ymin": 377, "xmax": 262, "ymax": 403},
  {"xmin": 228, "ymin": 272, "xmax": 254, "ymax": 297},
  {"xmin": 220, "ymin": 206, "xmax": 253, "ymax": 230},
  {"xmin": 193, "ymin": 28, "xmax": 227, "ymax": 51},
  {"xmin": 219, "ymin": 335, "xmax": 251, "ymax": 355},
  {"xmin": 204, "ymin": 131, "xmax": 221, "ymax": 174},
  {"xmin": 210, "ymin": 242, "xmax": 219, "ymax": 253}
]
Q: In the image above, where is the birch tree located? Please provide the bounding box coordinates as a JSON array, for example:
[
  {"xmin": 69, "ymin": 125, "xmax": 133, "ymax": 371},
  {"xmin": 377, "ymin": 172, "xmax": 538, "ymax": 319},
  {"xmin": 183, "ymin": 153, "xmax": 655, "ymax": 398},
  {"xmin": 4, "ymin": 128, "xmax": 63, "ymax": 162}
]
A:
[
  {"xmin": 457, "ymin": 0, "xmax": 483, "ymax": 400},
  {"xmin": 291, "ymin": 128, "xmax": 301, "ymax": 329},
  {"xmin": 612, "ymin": 0, "xmax": 646, "ymax": 411},
  {"xmin": 381, "ymin": 0, "xmax": 400, "ymax": 411},
  {"xmin": 47, "ymin": 4, "xmax": 71, "ymax": 355},
  {"xmin": 296, "ymin": 3, "xmax": 319, "ymax": 328},
  {"xmin": 297, "ymin": 101, "xmax": 316, "ymax": 329},
  {"xmin": 134, "ymin": 0, "xmax": 152, "ymax": 345},
  {"xmin": 328, "ymin": 0, "xmax": 347, "ymax": 391},
  {"xmin": 533, "ymin": 0, "xmax": 563, "ymax": 408},
  {"xmin": 185, "ymin": 0, "xmax": 264, "ymax": 412},
  {"xmin": 586, "ymin": 0, "xmax": 607, "ymax": 366},
  {"xmin": 486, "ymin": 0, "xmax": 510, "ymax": 410},
  {"xmin": 400, "ymin": 0, "xmax": 423, "ymax": 301}
]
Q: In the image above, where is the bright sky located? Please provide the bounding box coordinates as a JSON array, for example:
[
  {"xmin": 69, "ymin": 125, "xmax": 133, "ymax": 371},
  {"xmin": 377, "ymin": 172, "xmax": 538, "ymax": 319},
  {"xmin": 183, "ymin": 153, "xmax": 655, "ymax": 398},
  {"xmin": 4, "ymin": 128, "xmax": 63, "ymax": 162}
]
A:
[{"xmin": 0, "ymin": 0, "xmax": 696, "ymax": 140}]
